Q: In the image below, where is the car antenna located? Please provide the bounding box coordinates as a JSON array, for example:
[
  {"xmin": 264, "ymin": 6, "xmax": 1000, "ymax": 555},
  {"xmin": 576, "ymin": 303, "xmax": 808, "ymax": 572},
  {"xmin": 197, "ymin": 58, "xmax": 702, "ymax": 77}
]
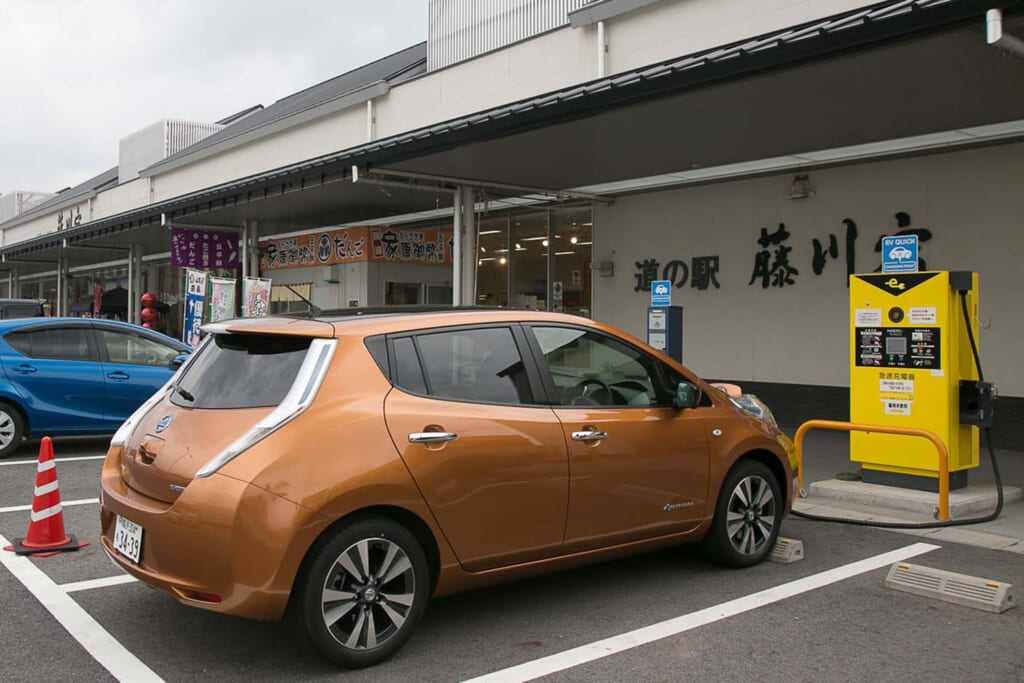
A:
[{"xmin": 283, "ymin": 285, "xmax": 321, "ymax": 318}]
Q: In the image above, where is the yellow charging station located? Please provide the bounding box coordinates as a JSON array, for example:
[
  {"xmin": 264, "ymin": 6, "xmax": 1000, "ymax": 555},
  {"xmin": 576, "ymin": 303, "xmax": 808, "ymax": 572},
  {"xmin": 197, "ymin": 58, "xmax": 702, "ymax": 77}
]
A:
[{"xmin": 849, "ymin": 271, "xmax": 979, "ymax": 491}]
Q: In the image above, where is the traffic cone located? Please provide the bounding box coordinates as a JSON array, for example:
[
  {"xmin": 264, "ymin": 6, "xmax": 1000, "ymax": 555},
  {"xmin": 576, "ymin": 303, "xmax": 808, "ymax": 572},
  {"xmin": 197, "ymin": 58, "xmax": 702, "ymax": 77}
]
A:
[{"xmin": 3, "ymin": 437, "xmax": 88, "ymax": 557}]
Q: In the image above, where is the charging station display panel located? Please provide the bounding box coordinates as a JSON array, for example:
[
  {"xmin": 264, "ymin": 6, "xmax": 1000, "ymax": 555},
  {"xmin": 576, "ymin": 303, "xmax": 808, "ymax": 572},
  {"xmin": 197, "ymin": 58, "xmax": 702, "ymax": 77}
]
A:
[{"xmin": 849, "ymin": 272, "xmax": 979, "ymax": 482}]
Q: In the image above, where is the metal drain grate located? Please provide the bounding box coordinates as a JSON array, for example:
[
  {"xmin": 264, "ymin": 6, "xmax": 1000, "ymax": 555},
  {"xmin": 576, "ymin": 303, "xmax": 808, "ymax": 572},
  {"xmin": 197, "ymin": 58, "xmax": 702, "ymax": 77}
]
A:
[
  {"xmin": 884, "ymin": 563, "xmax": 1015, "ymax": 613},
  {"xmin": 769, "ymin": 537, "xmax": 804, "ymax": 564}
]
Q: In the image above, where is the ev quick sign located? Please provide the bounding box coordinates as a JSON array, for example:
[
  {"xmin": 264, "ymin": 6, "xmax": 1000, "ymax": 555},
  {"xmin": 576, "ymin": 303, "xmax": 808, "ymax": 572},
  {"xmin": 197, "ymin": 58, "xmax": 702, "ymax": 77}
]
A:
[
  {"xmin": 882, "ymin": 235, "xmax": 919, "ymax": 273},
  {"xmin": 651, "ymin": 280, "xmax": 671, "ymax": 306}
]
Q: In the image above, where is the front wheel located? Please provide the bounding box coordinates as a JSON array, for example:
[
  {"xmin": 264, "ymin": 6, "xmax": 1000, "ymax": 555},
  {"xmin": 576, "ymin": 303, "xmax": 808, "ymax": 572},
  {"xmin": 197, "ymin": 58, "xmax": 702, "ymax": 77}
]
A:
[
  {"xmin": 702, "ymin": 460, "xmax": 782, "ymax": 567},
  {"xmin": 297, "ymin": 518, "xmax": 430, "ymax": 668}
]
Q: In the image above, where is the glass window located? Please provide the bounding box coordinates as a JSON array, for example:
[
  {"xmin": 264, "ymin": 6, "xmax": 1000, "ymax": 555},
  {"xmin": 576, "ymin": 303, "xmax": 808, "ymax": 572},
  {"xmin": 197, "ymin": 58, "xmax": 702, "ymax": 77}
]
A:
[
  {"xmin": 393, "ymin": 336, "xmax": 427, "ymax": 394},
  {"xmin": 533, "ymin": 326, "xmax": 663, "ymax": 407},
  {"xmin": 172, "ymin": 333, "xmax": 311, "ymax": 409},
  {"xmin": 511, "ymin": 211, "xmax": 549, "ymax": 311},
  {"xmin": 6, "ymin": 327, "xmax": 92, "ymax": 361},
  {"xmin": 101, "ymin": 330, "xmax": 181, "ymax": 368},
  {"xmin": 415, "ymin": 327, "xmax": 532, "ymax": 404},
  {"xmin": 385, "ymin": 282, "xmax": 421, "ymax": 305},
  {"xmin": 476, "ymin": 213, "xmax": 509, "ymax": 306},
  {"xmin": 551, "ymin": 206, "xmax": 592, "ymax": 317}
]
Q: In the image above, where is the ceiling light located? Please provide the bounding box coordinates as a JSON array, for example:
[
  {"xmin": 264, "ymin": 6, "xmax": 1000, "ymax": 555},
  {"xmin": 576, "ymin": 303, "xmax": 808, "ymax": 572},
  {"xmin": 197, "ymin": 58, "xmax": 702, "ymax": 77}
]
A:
[
  {"xmin": 542, "ymin": 239, "xmax": 549, "ymax": 247},
  {"xmin": 479, "ymin": 230, "xmax": 502, "ymax": 235},
  {"xmin": 555, "ymin": 251, "xmax": 575, "ymax": 256},
  {"xmin": 570, "ymin": 236, "xmax": 578, "ymax": 244},
  {"xmin": 499, "ymin": 257, "xmax": 507, "ymax": 265},
  {"xmin": 515, "ymin": 243, "xmax": 522, "ymax": 249}
]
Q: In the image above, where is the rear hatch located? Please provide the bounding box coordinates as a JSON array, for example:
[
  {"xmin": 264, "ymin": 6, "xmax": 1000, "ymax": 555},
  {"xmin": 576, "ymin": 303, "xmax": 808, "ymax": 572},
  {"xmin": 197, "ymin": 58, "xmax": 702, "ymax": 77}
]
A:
[{"xmin": 120, "ymin": 331, "xmax": 322, "ymax": 502}]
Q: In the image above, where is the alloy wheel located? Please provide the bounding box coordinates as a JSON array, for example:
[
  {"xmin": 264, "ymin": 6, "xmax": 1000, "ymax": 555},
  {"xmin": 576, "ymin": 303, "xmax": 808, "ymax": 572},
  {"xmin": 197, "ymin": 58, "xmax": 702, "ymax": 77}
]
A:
[
  {"xmin": 0, "ymin": 410, "xmax": 15, "ymax": 449},
  {"xmin": 725, "ymin": 474, "xmax": 776, "ymax": 556},
  {"xmin": 321, "ymin": 537, "xmax": 417, "ymax": 651}
]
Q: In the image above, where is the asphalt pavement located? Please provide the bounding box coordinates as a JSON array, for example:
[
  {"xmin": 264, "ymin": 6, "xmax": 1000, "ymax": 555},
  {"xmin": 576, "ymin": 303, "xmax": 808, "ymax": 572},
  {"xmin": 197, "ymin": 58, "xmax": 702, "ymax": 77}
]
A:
[{"xmin": 1, "ymin": 435, "xmax": 1022, "ymax": 682}]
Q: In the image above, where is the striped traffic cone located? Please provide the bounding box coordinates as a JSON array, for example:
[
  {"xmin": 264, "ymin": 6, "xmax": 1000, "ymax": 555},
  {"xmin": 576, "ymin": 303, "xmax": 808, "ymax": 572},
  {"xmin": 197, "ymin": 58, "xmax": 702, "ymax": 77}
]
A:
[{"xmin": 3, "ymin": 437, "xmax": 88, "ymax": 557}]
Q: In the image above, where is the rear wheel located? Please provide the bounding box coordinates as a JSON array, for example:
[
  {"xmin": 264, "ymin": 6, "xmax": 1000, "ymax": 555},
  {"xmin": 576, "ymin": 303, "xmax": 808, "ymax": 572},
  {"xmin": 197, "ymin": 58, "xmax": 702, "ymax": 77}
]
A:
[
  {"xmin": 298, "ymin": 517, "xmax": 430, "ymax": 668},
  {"xmin": 0, "ymin": 402, "xmax": 25, "ymax": 458},
  {"xmin": 702, "ymin": 459, "xmax": 781, "ymax": 567}
]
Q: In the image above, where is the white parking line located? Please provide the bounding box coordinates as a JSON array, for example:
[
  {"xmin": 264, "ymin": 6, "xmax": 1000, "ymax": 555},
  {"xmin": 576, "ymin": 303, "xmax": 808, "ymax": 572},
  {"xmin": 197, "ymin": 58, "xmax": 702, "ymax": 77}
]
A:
[
  {"xmin": 0, "ymin": 532, "xmax": 163, "ymax": 682},
  {"xmin": 62, "ymin": 574, "xmax": 138, "ymax": 593},
  {"xmin": 463, "ymin": 542, "xmax": 941, "ymax": 683},
  {"xmin": 0, "ymin": 498, "xmax": 98, "ymax": 514},
  {"xmin": 0, "ymin": 455, "xmax": 106, "ymax": 467}
]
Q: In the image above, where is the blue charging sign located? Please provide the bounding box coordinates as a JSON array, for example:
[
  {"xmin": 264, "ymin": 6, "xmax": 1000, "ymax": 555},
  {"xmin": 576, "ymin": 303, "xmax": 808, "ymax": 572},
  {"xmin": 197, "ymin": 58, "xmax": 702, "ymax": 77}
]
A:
[
  {"xmin": 651, "ymin": 280, "xmax": 671, "ymax": 306},
  {"xmin": 881, "ymin": 235, "xmax": 918, "ymax": 273}
]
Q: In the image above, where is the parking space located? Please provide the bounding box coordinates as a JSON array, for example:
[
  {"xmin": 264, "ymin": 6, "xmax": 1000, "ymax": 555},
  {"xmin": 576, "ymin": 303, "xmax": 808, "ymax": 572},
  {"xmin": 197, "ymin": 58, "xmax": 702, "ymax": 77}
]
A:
[{"xmin": 2, "ymin": 443, "xmax": 1023, "ymax": 682}]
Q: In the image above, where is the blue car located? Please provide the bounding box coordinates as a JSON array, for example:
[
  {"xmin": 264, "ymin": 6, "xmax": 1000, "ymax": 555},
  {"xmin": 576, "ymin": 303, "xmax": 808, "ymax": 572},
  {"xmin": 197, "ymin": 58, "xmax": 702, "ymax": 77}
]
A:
[{"xmin": 0, "ymin": 318, "xmax": 190, "ymax": 457}]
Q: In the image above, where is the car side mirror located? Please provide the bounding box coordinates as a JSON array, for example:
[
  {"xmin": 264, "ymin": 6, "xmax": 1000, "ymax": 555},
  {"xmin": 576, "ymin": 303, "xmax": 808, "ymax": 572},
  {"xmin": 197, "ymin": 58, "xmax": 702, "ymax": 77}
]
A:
[
  {"xmin": 170, "ymin": 354, "xmax": 188, "ymax": 369},
  {"xmin": 674, "ymin": 381, "xmax": 699, "ymax": 410}
]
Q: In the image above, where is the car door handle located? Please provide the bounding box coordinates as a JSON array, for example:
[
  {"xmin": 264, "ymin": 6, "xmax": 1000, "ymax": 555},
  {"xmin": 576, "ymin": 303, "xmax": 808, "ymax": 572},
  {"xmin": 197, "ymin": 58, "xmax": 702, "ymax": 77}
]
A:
[
  {"xmin": 107, "ymin": 371, "xmax": 130, "ymax": 381},
  {"xmin": 12, "ymin": 364, "xmax": 36, "ymax": 374},
  {"xmin": 408, "ymin": 432, "xmax": 458, "ymax": 444},
  {"xmin": 572, "ymin": 430, "xmax": 609, "ymax": 442}
]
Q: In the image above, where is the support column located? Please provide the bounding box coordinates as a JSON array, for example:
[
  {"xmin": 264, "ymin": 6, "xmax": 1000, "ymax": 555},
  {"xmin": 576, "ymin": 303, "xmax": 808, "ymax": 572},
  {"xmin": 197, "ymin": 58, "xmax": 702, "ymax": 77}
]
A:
[
  {"xmin": 452, "ymin": 190, "xmax": 462, "ymax": 307},
  {"xmin": 126, "ymin": 245, "xmax": 134, "ymax": 323},
  {"xmin": 458, "ymin": 185, "xmax": 477, "ymax": 306},
  {"xmin": 248, "ymin": 221, "xmax": 260, "ymax": 279},
  {"xmin": 56, "ymin": 256, "xmax": 66, "ymax": 317},
  {"xmin": 545, "ymin": 209, "xmax": 554, "ymax": 311},
  {"xmin": 240, "ymin": 221, "xmax": 249, "ymax": 282}
]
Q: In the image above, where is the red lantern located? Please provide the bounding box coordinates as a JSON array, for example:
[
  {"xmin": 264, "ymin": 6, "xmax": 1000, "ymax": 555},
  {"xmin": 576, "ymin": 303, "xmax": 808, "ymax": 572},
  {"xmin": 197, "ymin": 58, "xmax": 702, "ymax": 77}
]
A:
[
  {"xmin": 141, "ymin": 292, "xmax": 157, "ymax": 308},
  {"xmin": 142, "ymin": 322, "xmax": 155, "ymax": 329},
  {"xmin": 141, "ymin": 307, "xmax": 157, "ymax": 323}
]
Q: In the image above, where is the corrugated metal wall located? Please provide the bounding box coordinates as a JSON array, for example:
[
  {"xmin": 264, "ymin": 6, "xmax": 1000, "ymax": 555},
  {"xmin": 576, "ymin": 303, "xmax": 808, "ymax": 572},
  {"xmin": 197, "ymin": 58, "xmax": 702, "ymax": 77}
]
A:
[
  {"xmin": 428, "ymin": 0, "xmax": 590, "ymax": 71},
  {"xmin": 164, "ymin": 120, "xmax": 224, "ymax": 157}
]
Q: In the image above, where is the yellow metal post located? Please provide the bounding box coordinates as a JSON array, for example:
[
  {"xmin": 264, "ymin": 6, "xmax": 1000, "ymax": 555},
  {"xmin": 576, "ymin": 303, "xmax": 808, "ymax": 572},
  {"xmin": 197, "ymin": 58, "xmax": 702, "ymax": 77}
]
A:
[{"xmin": 795, "ymin": 419, "xmax": 950, "ymax": 521}]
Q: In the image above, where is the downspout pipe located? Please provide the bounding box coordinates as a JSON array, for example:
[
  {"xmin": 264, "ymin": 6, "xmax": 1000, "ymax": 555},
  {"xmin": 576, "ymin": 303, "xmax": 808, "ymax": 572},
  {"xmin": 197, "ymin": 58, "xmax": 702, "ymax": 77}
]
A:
[{"xmin": 987, "ymin": 9, "xmax": 1024, "ymax": 58}]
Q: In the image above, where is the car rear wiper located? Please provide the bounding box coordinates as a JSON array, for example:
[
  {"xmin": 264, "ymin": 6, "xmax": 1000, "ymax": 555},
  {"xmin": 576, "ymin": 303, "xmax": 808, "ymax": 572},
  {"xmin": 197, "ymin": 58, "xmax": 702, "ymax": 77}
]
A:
[{"xmin": 175, "ymin": 386, "xmax": 196, "ymax": 402}]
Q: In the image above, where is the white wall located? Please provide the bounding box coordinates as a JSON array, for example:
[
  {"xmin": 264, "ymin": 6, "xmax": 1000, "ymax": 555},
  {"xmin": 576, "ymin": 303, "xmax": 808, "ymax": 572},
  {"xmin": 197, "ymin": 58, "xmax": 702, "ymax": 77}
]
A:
[{"xmin": 592, "ymin": 142, "xmax": 1024, "ymax": 397}]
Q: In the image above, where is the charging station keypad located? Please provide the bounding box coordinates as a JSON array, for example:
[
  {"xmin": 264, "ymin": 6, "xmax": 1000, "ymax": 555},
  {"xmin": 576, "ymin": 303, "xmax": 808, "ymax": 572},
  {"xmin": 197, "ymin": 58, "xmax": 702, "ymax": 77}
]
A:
[{"xmin": 855, "ymin": 326, "xmax": 941, "ymax": 369}]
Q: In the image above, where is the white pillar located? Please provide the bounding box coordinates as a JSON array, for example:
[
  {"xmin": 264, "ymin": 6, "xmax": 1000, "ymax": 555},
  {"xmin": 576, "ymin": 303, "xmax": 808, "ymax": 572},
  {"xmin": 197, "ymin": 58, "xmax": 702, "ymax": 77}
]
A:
[
  {"xmin": 597, "ymin": 21, "xmax": 606, "ymax": 78},
  {"xmin": 248, "ymin": 220, "xmax": 259, "ymax": 279},
  {"xmin": 240, "ymin": 221, "xmax": 249, "ymax": 282},
  {"xmin": 126, "ymin": 245, "xmax": 134, "ymax": 323},
  {"xmin": 452, "ymin": 189, "xmax": 462, "ymax": 307},
  {"xmin": 56, "ymin": 256, "xmax": 65, "ymax": 317},
  {"xmin": 366, "ymin": 99, "xmax": 374, "ymax": 142},
  {"xmin": 459, "ymin": 186, "xmax": 477, "ymax": 306}
]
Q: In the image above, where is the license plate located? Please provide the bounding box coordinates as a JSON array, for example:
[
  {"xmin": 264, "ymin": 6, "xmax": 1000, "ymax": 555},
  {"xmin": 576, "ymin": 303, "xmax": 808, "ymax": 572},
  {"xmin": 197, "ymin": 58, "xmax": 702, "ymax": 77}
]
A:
[{"xmin": 113, "ymin": 515, "xmax": 143, "ymax": 564}]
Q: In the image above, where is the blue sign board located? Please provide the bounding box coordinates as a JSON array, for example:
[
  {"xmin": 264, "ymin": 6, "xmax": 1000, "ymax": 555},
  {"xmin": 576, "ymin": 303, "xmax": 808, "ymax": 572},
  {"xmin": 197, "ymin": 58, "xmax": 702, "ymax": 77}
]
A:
[
  {"xmin": 651, "ymin": 280, "xmax": 671, "ymax": 307},
  {"xmin": 881, "ymin": 235, "xmax": 918, "ymax": 273}
]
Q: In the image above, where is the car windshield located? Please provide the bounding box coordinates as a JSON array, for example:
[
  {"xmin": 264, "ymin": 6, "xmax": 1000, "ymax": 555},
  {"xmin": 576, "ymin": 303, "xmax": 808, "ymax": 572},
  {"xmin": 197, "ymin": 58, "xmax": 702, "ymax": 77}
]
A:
[{"xmin": 172, "ymin": 333, "xmax": 312, "ymax": 409}]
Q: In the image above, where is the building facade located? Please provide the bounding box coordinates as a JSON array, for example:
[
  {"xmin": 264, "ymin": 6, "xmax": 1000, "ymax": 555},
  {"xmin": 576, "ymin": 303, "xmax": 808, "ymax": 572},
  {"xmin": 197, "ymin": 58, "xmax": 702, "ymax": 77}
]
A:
[{"xmin": 1, "ymin": 0, "xmax": 1022, "ymax": 442}]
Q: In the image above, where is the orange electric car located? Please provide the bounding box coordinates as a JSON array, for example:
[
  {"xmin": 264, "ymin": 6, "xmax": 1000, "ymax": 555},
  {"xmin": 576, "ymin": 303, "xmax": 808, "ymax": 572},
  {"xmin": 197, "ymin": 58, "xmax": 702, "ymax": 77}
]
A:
[{"xmin": 99, "ymin": 308, "xmax": 795, "ymax": 668}]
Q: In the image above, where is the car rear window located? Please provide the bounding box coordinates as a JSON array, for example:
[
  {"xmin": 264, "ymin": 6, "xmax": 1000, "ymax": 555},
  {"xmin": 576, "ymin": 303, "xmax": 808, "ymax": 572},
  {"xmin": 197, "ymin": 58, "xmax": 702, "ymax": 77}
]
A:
[{"xmin": 172, "ymin": 333, "xmax": 312, "ymax": 409}]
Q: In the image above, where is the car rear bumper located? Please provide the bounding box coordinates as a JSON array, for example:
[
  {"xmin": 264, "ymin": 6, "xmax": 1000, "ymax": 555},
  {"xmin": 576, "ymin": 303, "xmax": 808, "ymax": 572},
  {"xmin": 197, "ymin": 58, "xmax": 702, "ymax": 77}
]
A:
[{"xmin": 99, "ymin": 446, "xmax": 304, "ymax": 620}]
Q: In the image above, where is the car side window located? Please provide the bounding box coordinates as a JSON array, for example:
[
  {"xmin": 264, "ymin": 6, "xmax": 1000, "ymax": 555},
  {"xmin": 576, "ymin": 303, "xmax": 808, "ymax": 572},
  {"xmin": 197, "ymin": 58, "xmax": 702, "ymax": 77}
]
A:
[
  {"xmin": 532, "ymin": 326, "xmax": 665, "ymax": 407},
  {"xmin": 392, "ymin": 336, "xmax": 427, "ymax": 395},
  {"xmin": 5, "ymin": 327, "xmax": 92, "ymax": 361},
  {"xmin": 101, "ymin": 329, "xmax": 180, "ymax": 367},
  {"xmin": 413, "ymin": 327, "xmax": 533, "ymax": 405}
]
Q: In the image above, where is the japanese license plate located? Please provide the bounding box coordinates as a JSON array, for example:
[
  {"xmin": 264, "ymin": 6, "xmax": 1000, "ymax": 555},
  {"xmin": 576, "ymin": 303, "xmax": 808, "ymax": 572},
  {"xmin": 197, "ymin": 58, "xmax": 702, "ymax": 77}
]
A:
[{"xmin": 113, "ymin": 515, "xmax": 143, "ymax": 564}]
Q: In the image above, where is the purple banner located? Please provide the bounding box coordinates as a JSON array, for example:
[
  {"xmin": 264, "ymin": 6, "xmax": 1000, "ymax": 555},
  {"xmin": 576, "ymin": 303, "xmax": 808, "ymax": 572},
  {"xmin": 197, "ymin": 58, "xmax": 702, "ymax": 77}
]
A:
[{"xmin": 170, "ymin": 228, "xmax": 240, "ymax": 269}]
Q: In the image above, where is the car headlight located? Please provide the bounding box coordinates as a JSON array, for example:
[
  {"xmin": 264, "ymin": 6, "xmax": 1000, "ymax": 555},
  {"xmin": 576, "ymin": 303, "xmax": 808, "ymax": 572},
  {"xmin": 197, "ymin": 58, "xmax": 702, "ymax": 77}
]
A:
[{"xmin": 730, "ymin": 394, "xmax": 778, "ymax": 428}]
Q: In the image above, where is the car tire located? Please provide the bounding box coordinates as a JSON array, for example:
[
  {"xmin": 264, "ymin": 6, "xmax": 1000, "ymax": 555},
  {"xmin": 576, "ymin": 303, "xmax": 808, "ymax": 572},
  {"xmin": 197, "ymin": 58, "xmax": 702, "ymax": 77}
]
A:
[
  {"xmin": 297, "ymin": 517, "xmax": 430, "ymax": 668},
  {"xmin": 0, "ymin": 402, "xmax": 25, "ymax": 458},
  {"xmin": 702, "ymin": 459, "xmax": 782, "ymax": 568}
]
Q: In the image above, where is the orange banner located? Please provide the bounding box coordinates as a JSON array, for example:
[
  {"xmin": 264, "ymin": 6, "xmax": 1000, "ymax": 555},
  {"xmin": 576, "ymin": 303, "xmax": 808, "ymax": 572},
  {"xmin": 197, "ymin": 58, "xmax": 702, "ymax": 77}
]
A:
[{"xmin": 261, "ymin": 226, "xmax": 453, "ymax": 271}]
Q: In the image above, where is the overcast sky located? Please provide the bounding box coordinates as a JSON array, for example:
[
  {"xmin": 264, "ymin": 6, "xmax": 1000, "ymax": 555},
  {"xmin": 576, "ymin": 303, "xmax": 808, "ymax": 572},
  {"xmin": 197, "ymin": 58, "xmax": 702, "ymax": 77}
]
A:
[{"xmin": 0, "ymin": 0, "xmax": 426, "ymax": 196}]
